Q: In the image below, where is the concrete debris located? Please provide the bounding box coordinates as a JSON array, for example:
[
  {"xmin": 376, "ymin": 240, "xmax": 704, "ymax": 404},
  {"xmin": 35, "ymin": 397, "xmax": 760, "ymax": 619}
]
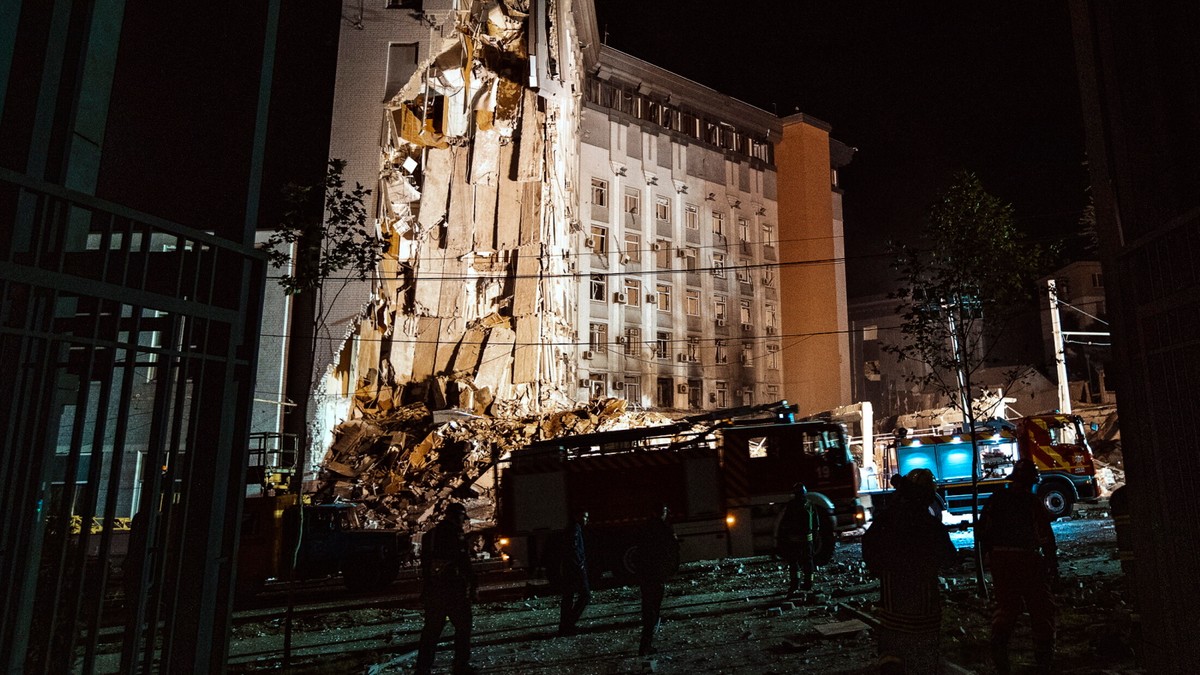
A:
[{"xmin": 316, "ymin": 398, "xmax": 674, "ymax": 534}]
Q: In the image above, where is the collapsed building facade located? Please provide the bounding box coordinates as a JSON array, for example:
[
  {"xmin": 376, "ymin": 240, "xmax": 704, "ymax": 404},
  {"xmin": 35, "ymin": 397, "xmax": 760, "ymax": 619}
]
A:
[{"xmin": 301, "ymin": 0, "xmax": 854, "ymax": 486}]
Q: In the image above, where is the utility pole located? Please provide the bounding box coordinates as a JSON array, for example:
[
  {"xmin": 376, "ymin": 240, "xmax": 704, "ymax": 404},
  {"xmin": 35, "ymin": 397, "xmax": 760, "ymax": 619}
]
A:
[{"xmin": 1048, "ymin": 280, "xmax": 1072, "ymax": 414}]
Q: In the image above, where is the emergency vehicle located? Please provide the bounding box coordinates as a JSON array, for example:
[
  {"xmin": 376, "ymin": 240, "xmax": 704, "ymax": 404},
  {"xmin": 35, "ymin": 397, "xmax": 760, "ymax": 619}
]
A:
[
  {"xmin": 867, "ymin": 413, "xmax": 1099, "ymax": 520},
  {"xmin": 494, "ymin": 402, "xmax": 865, "ymax": 578}
]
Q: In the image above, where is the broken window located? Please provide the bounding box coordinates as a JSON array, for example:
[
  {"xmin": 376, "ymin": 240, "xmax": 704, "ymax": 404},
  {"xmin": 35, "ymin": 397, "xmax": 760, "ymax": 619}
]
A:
[
  {"xmin": 624, "ymin": 188, "xmax": 640, "ymax": 215},
  {"xmin": 385, "ymin": 42, "xmax": 419, "ymax": 101},
  {"xmin": 588, "ymin": 373, "xmax": 606, "ymax": 400},
  {"xmin": 625, "ymin": 327, "xmax": 641, "ymax": 355},
  {"xmin": 686, "ymin": 337, "xmax": 700, "ymax": 360},
  {"xmin": 624, "ymin": 233, "xmax": 641, "ymax": 263},
  {"xmin": 685, "ymin": 289, "xmax": 701, "ymax": 316},
  {"xmin": 713, "ymin": 211, "xmax": 725, "ymax": 237},
  {"xmin": 715, "ymin": 380, "xmax": 728, "ymax": 408},
  {"xmin": 736, "ymin": 261, "xmax": 752, "ymax": 284},
  {"xmin": 591, "ymin": 177, "xmax": 608, "ymax": 207},
  {"xmin": 656, "ymin": 283, "xmax": 672, "ymax": 311},
  {"xmin": 624, "ymin": 375, "xmax": 642, "ymax": 403},
  {"xmin": 762, "ymin": 222, "xmax": 774, "ymax": 248},
  {"xmin": 739, "ymin": 217, "xmax": 750, "ymax": 247},
  {"xmin": 589, "ymin": 224, "xmax": 608, "ymax": 255},
  {"xmin": 655, "ymin": 196, "xmax": 670, "ymax": 222},
  {"xmin": 742, "ymin": 343, "xmax": 754, "ymax": 366},
  {"xmin": 740, "ymin": 300, "xmax": 752, "ymax": 325},
  {"xmin": 657, "ymin": 377, "xmax": 675, "ymax": 408},
  {"xmin": 712, "ymin": 252, "xmax": 726, "ymax": 278},
  {"xmin": 683, "ymin": 246, "xmax": 698, "ymax": 271},
  {"xmin": 685, "ymin": 204, "xmax": 698, "ymax": 230},
  {"xmin": 589, "ymin": 322, "xmax": 608, "ymax": 351},
  {"xmin": 590, "ymin": 275, "xmax": 606, "ymax": 302},
  {"xmin": 715, "ymin": 339, "xmax": 728, "ymax": 364},
  {"xmin": 655, "ymin": 332, "xmax": 670, "ymax": 359},
  {"xmin": 624, "ymin": 278, "xmax": 641, "ymax": 306},
  {"xmin": 655, "ymin": 239, "xmax": 670, "ymax": 268},
  {"xmin": 715, "ymin": 296, "xmax": 727, "ymax": 321},
  {"xmin": 765, "ymin": 302, "xmax": 777, "ymax": 330},
  {"xmin": 767, "ymin": 344, "xmax": 780, "ymax": 370},
  {"xmin": 688, "ymin": 379, "xmax": 703, "ymax": 409}
]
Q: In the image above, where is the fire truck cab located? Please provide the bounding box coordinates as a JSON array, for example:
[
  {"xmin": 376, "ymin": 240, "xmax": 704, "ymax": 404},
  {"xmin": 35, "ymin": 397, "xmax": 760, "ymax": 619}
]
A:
[{"xmin": 495, "ymin": 402, "xmax": 864, "ymax": 579}]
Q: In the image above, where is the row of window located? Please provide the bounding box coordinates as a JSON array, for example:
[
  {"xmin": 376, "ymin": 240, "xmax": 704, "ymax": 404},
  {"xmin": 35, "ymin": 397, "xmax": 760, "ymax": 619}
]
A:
[
  {"xmin": 591, "ymin": 179, "xmax": 773, "ymax": 246},
  {"xmin": 586, "ymin": 235, "xmax": 774, "ymax": 286},
  {"xmin": 585, "ymin": 77, "xmax": 774, "ymax": 164},
  {"xmin": 584, "ymin": 374, "xmax": 780, "ymax": 410},
  {"xmin": 586, "ymin": 324, "xmax": 781, "ymax": 367},
  {"xmin": 589, "ymin": 274, "xmax": 778, "ymax": 319}
]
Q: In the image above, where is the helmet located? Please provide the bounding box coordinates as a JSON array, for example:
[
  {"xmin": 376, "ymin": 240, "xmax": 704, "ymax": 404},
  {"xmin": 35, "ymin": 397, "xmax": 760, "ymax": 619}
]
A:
[
  {"xmin": 792, "ymin": 483, "xmax": 808, "ymax": 498},
  {"xmin": 1010, "ymin": 459, "xmax": 1039, "ymax": 485},
  {"xmin": 445, "ymin": 502, "xmax": 468, "ymax": 518},
  {"xmin": 904, "ymin": 468, "xmax": 936, "ymax": 494}
]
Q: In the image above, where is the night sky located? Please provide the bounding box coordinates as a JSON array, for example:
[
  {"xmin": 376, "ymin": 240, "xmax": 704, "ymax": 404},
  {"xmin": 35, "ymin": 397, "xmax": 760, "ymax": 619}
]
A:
[{"xmin": 592, "ymin": 1, "xmax": 1090, "ymax": 298}]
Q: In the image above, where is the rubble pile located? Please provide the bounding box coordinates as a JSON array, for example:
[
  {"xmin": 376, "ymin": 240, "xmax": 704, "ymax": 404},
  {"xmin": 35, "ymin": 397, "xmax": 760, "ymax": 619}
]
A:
[{"xmin": 316, "ymin": 398, "xmax": 674, "ymax": 532}]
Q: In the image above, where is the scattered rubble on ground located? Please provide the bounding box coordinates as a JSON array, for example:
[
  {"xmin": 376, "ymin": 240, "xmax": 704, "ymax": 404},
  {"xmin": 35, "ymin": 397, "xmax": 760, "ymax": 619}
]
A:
[{"xmin": 315, "ymin": 398, "xmax": 674, "ymax": 533}]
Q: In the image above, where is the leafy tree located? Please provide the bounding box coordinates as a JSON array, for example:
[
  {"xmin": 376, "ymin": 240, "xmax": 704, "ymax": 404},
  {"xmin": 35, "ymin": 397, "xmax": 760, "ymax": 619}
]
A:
[{"xmin": 885, "ymin": 171, "xmax": 1053, "ymax": 593}]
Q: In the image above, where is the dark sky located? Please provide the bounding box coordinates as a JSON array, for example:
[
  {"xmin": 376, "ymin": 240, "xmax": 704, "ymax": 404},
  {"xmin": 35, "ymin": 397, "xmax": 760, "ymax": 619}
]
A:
[{"xmin": 593, "ymin": 1, "xmax": 1089, "ymax": 298}]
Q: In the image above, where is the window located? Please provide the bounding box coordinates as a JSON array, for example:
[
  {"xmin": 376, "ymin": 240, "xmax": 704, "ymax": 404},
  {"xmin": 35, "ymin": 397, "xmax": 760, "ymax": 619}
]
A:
[
  {"xmin": 736, "ymin": 260, "xmax": 752, "ymax": 284},
  {"xmin": 656, "ymin": 282, "xmax": 673, "ymax": 311},
  {"xmin": 762, "ymin": 222, "xmax": 774, "ymax": 248},
  {"xmin": 683, "ymin": 247, "xmax": 698, "ymax": 271},
  {"xmin": 590, "ymin": 274, "xmax": 606, "ymax": 301},
  {"xmin": 765, "ymin": 302, "xmax": 777, "ymax": 330},
  {"xmin": 767, "ymin": 384, "xmax": 780, "ymax": 400},
  {"xmin": 715, "ymin": 339, "xmax": 728, "ymax": 364},
  {"xmin": 588, "ymin": 373, "xmax": 606, "ymax": 399},
  {"xmin": 686, "ymin": 337, "xmax": 699, "ymax": 361},
  {"xmin": 740, "ymin": 300, "xmax": 752, "ymax": 325},
  {"xmin": 767, "ymin": 344, "xmax": 780, "ymax": 370},
  {"xmin": 624, "ymin": 327, "xmax": 641, "ymax": 355},
  {"xmin": 589, "ymin": 322, "xmax": 608, "ymax": 351},
  {"xmin": 715, "ymin": 381, "xmax": 729, "ymax": 408},
  {"xmin": 624, "ymin": 233, "xmax": 642, "ymax": 263},
  {"xmin": 624, "ymin": 278, "xmax": 642, "ymax": 306},
  {"xmin": 624, "ymin": 189, "xmax": 641, "ymax": 215},
  {"xmin": 761, "ymin": 269, "xmax": 775, "ymax": 288},
  {"xmin": 687, "ymin": 379, "xmax": 703, "ymax": 409},
  {"xmin": 591, "ymin": 177, "xmax": 608, "ymax": 207},
  {"xmin": 742, "ymin": 343, "xmax": 754, "ymax": 366},
  {"xmin": 655, "ymin": 196, "xmax": 670, "ymax": 222},
  {"xmin": 714, "ymin": 296, "xmax": 727, "ymax": 321},
  {"xmin": 739, "ymin": 217, "xmax": 750, "ymax": 244},
  {"xmin": 713, "ymin": 211, "xmax": 725, "ymax": 237},
  {"xmin": 712, "ymin": 252, "xmax": 726, "ymax": 278},
  {"xmin": 385, "ymin": 42, "xmax": 419, "ymax": 101},
  {"xmin": 742, "ymin": 386, "xmax": 754, "ymax": 407},
  {"xmin": 655, "ymin": 332, "xmax": 670, "ymax": 359},
  {"xmin": 1091, "ymin": 272, "xmax": 1104, "ymax": 288},
  {"xmin": 655, "ymin": 239, "xmax": 670, "ymax": 268},
  {"xmin": 657, "ymin": 377, "xmax": 675, "ymax": 407},
  {"xmin": 624, "ymin": 375, "xmax": 642, "ymax": 403},
  {"xmin": 589, "ymin": 224, "xmax": 608, "ymax": 255},
  {"xmin": 684, "ymin": 204, "xmax": 699, "ymax": 230},
  {"xmin": 685, "ymin": 289, "xmax": 701, "ymax": 316}
]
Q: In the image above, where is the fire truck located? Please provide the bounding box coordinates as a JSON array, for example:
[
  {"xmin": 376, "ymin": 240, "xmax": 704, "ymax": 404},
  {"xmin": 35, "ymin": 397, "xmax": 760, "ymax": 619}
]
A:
[
  {"xmin": 866, "ymin": 413, "xmax": 1099, "ymax": 520},
  {"xmin": 494, "ymin": 402, "xmax": 865, "ymax": 578}
]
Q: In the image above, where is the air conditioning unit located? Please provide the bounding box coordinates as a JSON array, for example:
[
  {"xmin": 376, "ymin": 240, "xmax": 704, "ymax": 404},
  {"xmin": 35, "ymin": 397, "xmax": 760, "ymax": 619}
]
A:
[
  {"xmin": 621, "ymin": 254, "xmax": 631, "ymax": 264},
  {"xmin": 651, "ymin": 242, "xmax": 663, "ymax": 251},
  {"xmin": 676, "ymin": 248, "xmax": 688, "ymax": 258},
  {"xmin": 616, "ymin": 335, "xmax": 627, "ymax": 344},
  {"xmin": 709, "ymin": 392, "xmax": 718, "ymax": 403},
  {"xmin": 582, "ymin": 350, "xmax": 594, "ymax": 360},
  {"xmin": 579, "ymin": 379, "xmax": 590, "ymax": 388},
  {"xmin": 716, "ymin": 318, "xmax": 727, "ymax": 327},
  {"xmin": 677, "ymin": 353, "xmax": 689, "ymax": 362},
  {"xmin": 584, "ymin": 236, "xmax": 595, "ymax": 249},
  {"xmin": 645, "ymin": 294, "xmax": 657, "ymax": 304},
  {"xmin": 614, "ymin": 292, "xmax": 628, "ymax": 304},
  {"xmin": 677, "ymin": 383, "xmax": 689, "ymax": 394},
  {"xmin": 766, "ymin": 325, "xmax": 777, "ymax": 335},
  {"xmin": 613, "ymin": 381, "xmax": 625, "ymax": 390},
  {"xmin": 741, "ymin": 323, "xmax": 754, "ymax": 332}
]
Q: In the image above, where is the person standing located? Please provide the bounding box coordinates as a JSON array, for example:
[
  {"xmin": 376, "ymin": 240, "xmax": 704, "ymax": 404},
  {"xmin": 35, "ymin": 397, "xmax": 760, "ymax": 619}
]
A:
[
  {"xmin": 776, "ymin": 483, "xmax": 819, "ymax": 598},
  {"xmin": 415, "ymin": 502, "xmax": 477, "ymax": 675},
  {"xmin": 978, "ymin": 459, "xmax": 1058, "ymax": 674},
  {"xmin": 634, "ymin": 504, "xmax": 679, "ymax": 656},
  {"xmin": 557, "ymin": 509, "xmax": 590, "ymax": 636},
  {"xmin": 861, "ymin": 468, "xmax": 958, "ymax": 675}
]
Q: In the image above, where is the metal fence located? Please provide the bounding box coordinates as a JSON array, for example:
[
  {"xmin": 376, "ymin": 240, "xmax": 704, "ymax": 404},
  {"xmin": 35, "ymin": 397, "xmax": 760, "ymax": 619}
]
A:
[{"xmin": 0, "ymin": 167, "xmax": 266, "ymax": 672}]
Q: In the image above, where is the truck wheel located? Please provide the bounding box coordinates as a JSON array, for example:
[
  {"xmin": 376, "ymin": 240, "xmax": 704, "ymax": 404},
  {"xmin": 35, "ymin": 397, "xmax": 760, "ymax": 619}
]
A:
[
  {"xmin": 813, "ymin": 511, "xmax": 836, "ymax": 566},
  {"xmin": 1038, "ymin": 482, "xmax": 1074, "ymax": 520}
]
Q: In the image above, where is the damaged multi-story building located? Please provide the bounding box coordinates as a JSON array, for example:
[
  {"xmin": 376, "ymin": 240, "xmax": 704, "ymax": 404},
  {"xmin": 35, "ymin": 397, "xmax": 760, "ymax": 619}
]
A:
[{"xmin": 297, "ymin": 0, "xmax": 853, "ymax": 463}]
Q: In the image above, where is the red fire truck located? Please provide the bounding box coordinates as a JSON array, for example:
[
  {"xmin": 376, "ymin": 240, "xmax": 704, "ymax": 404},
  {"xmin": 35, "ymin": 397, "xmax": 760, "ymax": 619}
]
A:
[
  {"xmin": 867, "ymin": 413, "xmax": 1099, "ymax": 520},
  {"xmin": 494, "ymin": 402, "xmax": 865, "ymax": 578}
]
